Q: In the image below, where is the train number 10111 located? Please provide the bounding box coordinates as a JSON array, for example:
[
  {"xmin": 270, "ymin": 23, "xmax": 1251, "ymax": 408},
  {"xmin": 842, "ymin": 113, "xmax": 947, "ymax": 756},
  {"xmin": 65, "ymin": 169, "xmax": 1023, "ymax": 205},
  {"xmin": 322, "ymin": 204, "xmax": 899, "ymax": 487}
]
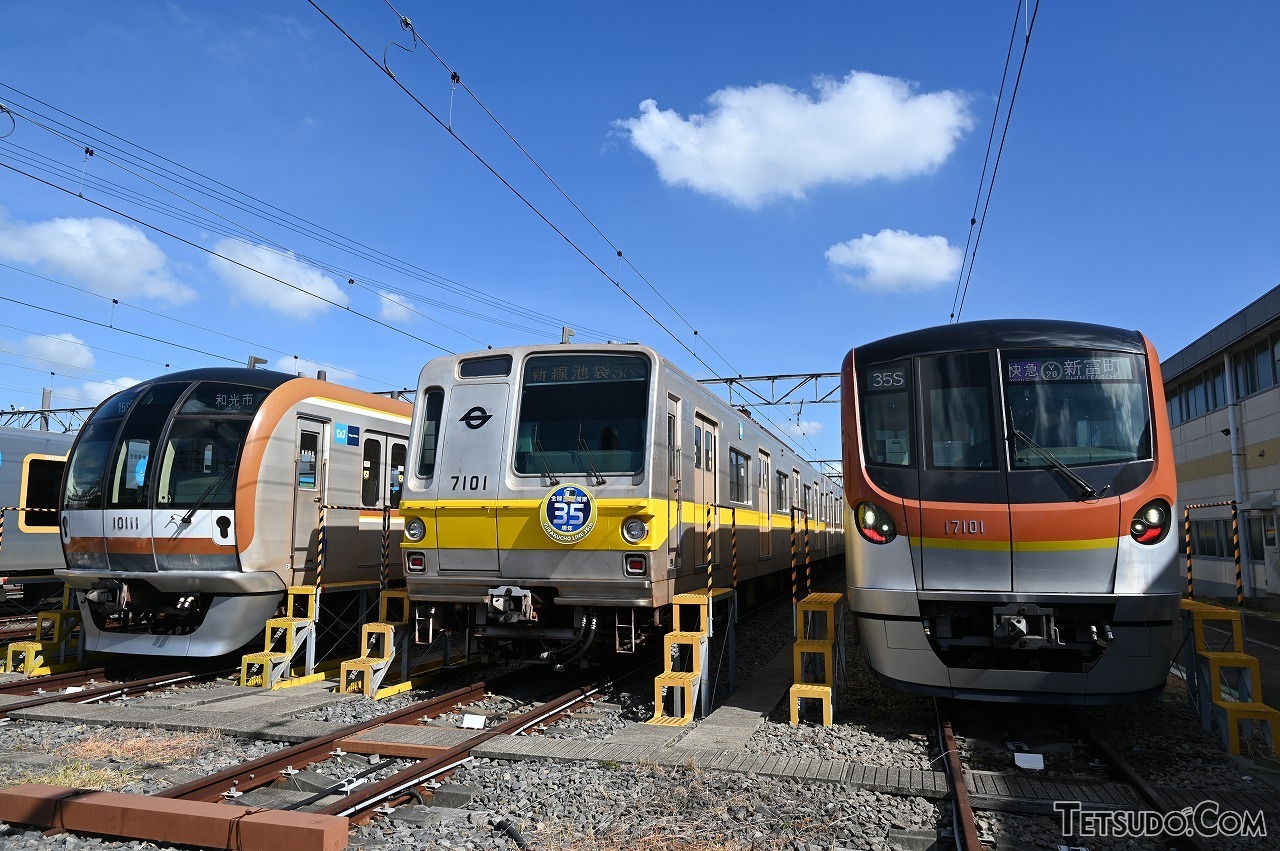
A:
[{"xmin": 944, "ymin": 519, "xmax": 985, "ymax": 535}]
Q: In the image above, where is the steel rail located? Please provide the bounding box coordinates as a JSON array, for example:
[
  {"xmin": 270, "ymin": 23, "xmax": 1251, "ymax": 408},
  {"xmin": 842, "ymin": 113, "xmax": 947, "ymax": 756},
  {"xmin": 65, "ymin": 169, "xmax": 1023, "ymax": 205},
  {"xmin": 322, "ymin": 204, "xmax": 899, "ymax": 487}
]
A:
[
  {"xmin": 155, "ymin": 682, "xmax": 486, "ymax": 802},
  {"xmin": 936, "ymin": 700, "xmax": 984, "ymax": 851},
  {"xmin": 316, "ymin": 679, "xmax": 606, "ymax": 818},
  {"xmin": 1075, "ymin": 716, "xmax": 1213, "ymax": 851},
  {"xmin": 0, "ymin": 668, "xmax": 231, "ymax": 719}
]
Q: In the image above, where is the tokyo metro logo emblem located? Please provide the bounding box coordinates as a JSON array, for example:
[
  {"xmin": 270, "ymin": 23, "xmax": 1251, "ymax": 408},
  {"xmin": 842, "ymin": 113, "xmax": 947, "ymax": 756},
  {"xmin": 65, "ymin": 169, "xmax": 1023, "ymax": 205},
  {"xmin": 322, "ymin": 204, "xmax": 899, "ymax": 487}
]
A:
[{"xmin": 540, "ymin": 484, "xmax": 596, "ymax": 544}]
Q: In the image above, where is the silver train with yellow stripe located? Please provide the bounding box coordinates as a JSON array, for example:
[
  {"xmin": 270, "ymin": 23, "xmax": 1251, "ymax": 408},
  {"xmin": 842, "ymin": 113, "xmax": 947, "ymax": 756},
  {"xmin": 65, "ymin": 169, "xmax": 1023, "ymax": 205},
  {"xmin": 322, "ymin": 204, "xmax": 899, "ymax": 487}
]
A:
[
  {"xmin": 399, "ymin": 343, "xmax": 844, "ymax": 665},
  {"xmin": 55, "ymin": 368, "xmax": 411, "ymax": 656},
  {"xmin": 0, "ymin": 426, "xmax": 73, "ymax": 588}
]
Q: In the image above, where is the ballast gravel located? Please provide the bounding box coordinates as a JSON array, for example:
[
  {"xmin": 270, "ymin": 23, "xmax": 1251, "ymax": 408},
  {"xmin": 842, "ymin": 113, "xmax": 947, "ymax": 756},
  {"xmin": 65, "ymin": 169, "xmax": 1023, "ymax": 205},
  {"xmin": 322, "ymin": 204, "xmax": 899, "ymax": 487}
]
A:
[{"xmin": 1, "ymin": 566, "xmax": 1277, "ymax": 850}]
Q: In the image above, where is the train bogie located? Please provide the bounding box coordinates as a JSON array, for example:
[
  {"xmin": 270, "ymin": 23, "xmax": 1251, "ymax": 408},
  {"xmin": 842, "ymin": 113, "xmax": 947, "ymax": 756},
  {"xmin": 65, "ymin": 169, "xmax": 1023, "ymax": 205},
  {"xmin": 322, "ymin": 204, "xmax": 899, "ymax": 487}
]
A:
[{"xmin": 56, "ymin": 368, "xmax": 411, "ymax": 656}]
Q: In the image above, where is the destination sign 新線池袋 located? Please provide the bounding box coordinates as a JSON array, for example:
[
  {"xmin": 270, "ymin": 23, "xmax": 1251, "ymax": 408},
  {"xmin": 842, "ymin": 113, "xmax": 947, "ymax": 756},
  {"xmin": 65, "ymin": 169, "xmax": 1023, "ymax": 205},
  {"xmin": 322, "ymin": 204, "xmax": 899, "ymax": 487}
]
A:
[{"xmin": 523, "ymin": 355, "xmax": 648, "ymax": 386}]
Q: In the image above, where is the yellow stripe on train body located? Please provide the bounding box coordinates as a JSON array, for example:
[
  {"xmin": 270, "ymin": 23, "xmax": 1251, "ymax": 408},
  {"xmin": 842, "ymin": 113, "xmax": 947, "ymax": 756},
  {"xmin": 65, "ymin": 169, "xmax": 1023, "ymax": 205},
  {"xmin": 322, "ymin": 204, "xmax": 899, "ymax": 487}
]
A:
[
  {"xmin": 912, "ymin": 536, "xmax": 1118, "ymax": 552},
  {"xmin": 399, "ymin": 497, "xmax": 831, "ymax": 552}
]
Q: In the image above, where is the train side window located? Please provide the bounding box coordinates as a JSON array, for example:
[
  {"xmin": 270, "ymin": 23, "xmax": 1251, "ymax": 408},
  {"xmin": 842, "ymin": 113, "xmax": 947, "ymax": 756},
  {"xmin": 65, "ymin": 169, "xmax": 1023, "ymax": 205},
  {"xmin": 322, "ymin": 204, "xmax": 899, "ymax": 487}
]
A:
[
  {"xmin": 921, "ymin": 352, "xmax": 996, "ymax": 470},
  {"xmin": 388, "ymin": 442, "xmax": 406, "ymax": 508},
  {"xmin": 729, "ymin": 448, "xmax": 749, "ymax": 504},
  {"xmin": 694, "ymin": 426, "xmax": 702, "ymax": 469},
  {"xmin": 416, "ymin": 390, "xmax": 445, "ymax": 480},
  {"xmin": 859, "ymin": 360, "xmax": 913, "ymax": 467},
  {"xmin": 362, "ymin": 438, "xmax": 382, "ymax": 507},
  {"xmin": 775, "ymin": 470, "xmax": 788, "ymax": 512},
  {"xmin": 21, "ymin": 457, "xmax": 64, "ymax": 529}
]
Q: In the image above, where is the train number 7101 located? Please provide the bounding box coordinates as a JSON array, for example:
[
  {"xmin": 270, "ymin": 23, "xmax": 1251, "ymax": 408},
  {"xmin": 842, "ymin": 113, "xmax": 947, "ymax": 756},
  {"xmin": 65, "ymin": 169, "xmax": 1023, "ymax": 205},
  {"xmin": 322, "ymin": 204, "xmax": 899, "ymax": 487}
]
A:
[{"xmin": 945, "ymin": 519, "xmax": 985, "ymax": 534}]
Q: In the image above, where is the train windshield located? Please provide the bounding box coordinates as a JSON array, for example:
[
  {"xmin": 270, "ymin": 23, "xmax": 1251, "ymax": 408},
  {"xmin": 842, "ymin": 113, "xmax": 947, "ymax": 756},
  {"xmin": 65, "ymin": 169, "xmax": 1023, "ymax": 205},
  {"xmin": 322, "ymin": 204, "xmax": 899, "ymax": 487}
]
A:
[
  {"xmin": 1003, "ymin": 349, "xmax": 1150, "ymax": 467},
  {"xmin": 514, "ymin": 353, "xmax": 650, "ymax": 475}
]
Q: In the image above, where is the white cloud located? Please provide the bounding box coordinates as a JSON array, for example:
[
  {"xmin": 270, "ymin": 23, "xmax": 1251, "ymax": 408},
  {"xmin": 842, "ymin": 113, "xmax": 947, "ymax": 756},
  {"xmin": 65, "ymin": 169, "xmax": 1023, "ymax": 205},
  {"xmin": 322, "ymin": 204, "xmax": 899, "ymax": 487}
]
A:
[
  {"xmin": 825, "ymin": 228, "xmax": 962, "ymax": 293},
  {"xmin": 787, "ymin": 420, "xmax": 825, "ymax": 439},
  {"xmin": 25, "ymin": 333, "xmax": 95, "ymax": 370},
  {"xmin": 273, "ymin": 356, "xmax": 355, "ymax": 385},
  {"xmin": 208, "ymin": 241, "xmax": 345, "ymax": 318},
  {"xmin": 377, "ymin": 290, "xmax": 415, "ymax": 322},
  {"xmin": 0, "ymin": 214, "xmax": 195, "ymax": 303},
  {"xmin": 74, "ymin": 376, "xmax": 141, "ymax": 407},
  {"xmin": 616, "ymin": 71, "xmax": 973, "ymax": 208}
]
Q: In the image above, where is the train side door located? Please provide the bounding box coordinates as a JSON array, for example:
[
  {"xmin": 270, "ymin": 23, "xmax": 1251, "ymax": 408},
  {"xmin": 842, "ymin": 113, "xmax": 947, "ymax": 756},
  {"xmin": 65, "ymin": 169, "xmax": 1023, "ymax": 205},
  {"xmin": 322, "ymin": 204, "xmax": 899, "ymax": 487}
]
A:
[
  {"xmin": 693, "ymin": 414, "xmax": 719, "ymax": 570},
  {"xmin": 915, "ymin": 352, "xmax": 1012, "ymax": 591},
  {"xmin": 437, "ymin": 382, "xmax": 507, "ymax": 572},
  {"xmin": 291, "ymin": 420, "xmax": 326, "ymax": 573}
]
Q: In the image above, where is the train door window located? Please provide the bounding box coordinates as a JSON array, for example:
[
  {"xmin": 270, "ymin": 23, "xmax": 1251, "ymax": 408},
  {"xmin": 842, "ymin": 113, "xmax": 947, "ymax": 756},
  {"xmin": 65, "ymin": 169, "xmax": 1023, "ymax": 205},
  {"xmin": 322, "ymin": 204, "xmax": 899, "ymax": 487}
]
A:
[
  {"xmin": 20, "ymin": 456, "xmax": 64, "ymax": 529},
  {"xmin": 416, "ymin": 390, "xmax": 444, "ymax": 480},
  {"xmin": 803, "ymin": 484, "xmax": 812, "ymax": 517},
  {"xmin": 705, "ymin": 430, "xmax": 715, "ymax": 474},
  {"xmin": 729, "ymin": 448, "xmax": 749, "ymax": 504},
  {"xmin": 921, "ymin": 352, "xmax": 996, "ymax": 470},
  {"xmin": 388, "ymin": 442, "xmax": 407, "ymax": 508},
  {"xmin": 793, "ymin": 471, "xmax": 801, "ymax": 512},
  {"xmin": 668, "ymin": 413, "xmax": 677, "ymax": 473},
  {"xmin": 859, "ymin": 360, "xmax": 913, "ymax": 466},
  {"xmin": 775, "ymin": 471, "xmax": 788, "ymax": 512},
  {"xmin": 362, "ymin": 438, "xmax": 383, "ymax": 507},
  {"xmin": 694, "ymin": 425, "xmax": 702, "ymax": 469},
  {"xmin": 297, "ymin": 431, "xmax": 319, "ymax": 489}
]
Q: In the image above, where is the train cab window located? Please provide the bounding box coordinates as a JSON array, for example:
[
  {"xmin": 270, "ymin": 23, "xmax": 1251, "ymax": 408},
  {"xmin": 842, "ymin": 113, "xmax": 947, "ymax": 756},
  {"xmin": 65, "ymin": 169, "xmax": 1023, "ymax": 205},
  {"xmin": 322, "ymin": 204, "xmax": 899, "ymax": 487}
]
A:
[
  {"xmin": 416, "ymin": 390, "xmax": 445, "ymax": 480},
  {"xmin": 158, "ymin": 418, "xmax": 250, "ymax": 509},
  {"xmin": 389, "ymin": 443, "xmax": 406, "ymax": 508},
  {"xmin": 775, "ymin": 470, "xmax": 788, "ymax": 512},
  {"xmin": 859, "ymin": 361, "xmax": 913, "ymax": 467},
  {"xmin": 729, "ymin": 448, "xmax": 749, "ymax": 503},
  {"xmin": 921, "ymin": 353, "xmax": 996, "ymax": 471},
  {"xmin": 513, "ymin": 353, "xmax": 649, "ymax": 475},
  {"xmin": 362, "ymin": 439, "xmax": 382, "ymax": 507},
  {"xmin": 1003, "ymin": 349, "xmax": 1150, "ymax": 466},
  {"xmin": 107, "ymin": 381, "xmax": 187, "ymax": 508},
  {"xmin": 21, "ymin": 457, "xmax": 64, "ymax": 528}
]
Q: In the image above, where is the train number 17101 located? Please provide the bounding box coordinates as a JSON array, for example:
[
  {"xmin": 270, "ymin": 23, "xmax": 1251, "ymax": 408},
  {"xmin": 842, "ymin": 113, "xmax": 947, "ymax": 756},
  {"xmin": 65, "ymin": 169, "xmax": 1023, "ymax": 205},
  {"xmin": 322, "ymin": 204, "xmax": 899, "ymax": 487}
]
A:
[{"xmin": 944, "ymin": 519, "xmax": 985, "ymax": 534}]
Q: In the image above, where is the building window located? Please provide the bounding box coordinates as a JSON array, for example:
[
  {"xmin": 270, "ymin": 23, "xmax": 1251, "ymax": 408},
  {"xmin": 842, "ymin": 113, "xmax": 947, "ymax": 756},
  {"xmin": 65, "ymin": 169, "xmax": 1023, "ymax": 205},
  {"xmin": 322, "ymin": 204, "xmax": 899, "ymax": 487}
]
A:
[{"xmin": 728, "ymin": 448, "xmax": 749, "ymax": 503}]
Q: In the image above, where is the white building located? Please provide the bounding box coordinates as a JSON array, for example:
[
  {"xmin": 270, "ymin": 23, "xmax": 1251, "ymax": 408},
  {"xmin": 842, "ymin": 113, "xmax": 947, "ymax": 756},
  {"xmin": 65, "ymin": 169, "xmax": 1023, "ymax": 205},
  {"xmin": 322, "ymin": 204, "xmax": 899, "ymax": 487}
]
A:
[{"xmin": 1162, "ymin": 284, "xmax": 1280, "ymax": 600}]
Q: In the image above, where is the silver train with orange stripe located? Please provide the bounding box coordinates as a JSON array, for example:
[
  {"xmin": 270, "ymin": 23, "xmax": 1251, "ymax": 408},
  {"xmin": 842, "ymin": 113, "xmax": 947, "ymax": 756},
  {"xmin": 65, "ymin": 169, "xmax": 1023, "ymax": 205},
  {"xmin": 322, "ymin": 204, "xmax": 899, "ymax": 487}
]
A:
[
  {"xmin": 842, "ymin": 320, "xmax": 1180, "ymax": 704},
  {"xmin": 398, "ymin": 343, "xmax": 844, "ymax": 665},
  {"xmin": 55, "ymin": 368, "xmax": 411, "ymax": 655}
]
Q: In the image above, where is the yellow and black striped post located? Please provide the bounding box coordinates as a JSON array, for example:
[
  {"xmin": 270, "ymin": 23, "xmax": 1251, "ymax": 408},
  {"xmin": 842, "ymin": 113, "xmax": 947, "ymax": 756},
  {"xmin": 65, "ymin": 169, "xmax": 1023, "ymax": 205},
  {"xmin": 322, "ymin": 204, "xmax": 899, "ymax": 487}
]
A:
[
  {"xmin": 380, "ymin": 505, "xmax": 392, "ymax": 591},
  {"xmin": 0, "ymin": 507, "xmax": 7, "ymax": 559},
  {"xmin": 789, "ymin": 507, "xmax": 798, "ymax": 603},
  {"xmin": 705, "ymin": 502, "xmax": 714, "ymax": 590},
  {"xmin": 729, "ymin": 506, "xmax": 738, "ymax": 591},
  {"xmin": 803, "ymin": 510, "xmax": 811, "ymax": 596},
  {"xmin": 1183, "ymin": 505, "xmax": 1194, "ymax": 597},
  {"xmin": 316, "ymin": 503, "xmax": 327, "ymax": 591},
  {"xmin": 1231, "ymin": 507, "xmax": 1243, "ymax": 607}
]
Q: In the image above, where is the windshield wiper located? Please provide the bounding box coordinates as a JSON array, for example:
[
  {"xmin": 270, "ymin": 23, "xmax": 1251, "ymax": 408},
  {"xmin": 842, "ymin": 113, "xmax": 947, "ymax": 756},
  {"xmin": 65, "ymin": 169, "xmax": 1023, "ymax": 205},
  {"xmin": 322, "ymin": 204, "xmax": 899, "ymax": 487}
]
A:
[
  {"xmin": 576, "ymin": 434, "xmax": 607, "ymax": 486},
  {"xmin": 180, "ymin": 464, "xmax": 237, "ymax": 524},
  {"xmin": 530, "ymin": 433, "xmax": 560, "ymax": 486},
  {"xmin": 1009, "ymin": 426, "xmax": 1097, "ymax": 500}
]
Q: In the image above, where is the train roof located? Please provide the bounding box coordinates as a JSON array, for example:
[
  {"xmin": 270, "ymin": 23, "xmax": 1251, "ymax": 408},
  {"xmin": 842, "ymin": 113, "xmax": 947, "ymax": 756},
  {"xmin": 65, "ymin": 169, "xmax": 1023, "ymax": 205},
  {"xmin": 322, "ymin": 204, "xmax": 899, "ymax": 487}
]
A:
[
  {"xmin": 120, "ymin": 367, "xmax": 299, "ymax": 390},
  {"xmin": 854, "ymin": 319, "xmax": 1147, "ymax": 363}
]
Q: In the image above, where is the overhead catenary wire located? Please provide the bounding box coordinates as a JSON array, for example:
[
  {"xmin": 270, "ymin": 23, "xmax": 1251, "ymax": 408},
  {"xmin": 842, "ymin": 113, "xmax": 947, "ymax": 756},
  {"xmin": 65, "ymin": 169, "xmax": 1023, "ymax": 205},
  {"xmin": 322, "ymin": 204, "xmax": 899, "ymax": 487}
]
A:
[
  {"xmin": 0, "ymin": 83, "xmax": 626, "ymax": 346},
  {"xmin": 949, "ymin": 0, "xmax": 1040, "ymax": 324}
]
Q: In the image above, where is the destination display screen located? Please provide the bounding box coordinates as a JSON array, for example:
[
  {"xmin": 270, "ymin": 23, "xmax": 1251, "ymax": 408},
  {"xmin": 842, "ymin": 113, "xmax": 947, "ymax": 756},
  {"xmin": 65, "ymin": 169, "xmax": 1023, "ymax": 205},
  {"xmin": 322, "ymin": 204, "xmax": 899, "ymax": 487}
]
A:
[
  {"xmin": 1005, "ymin": 356, "xmax": 1135, "ymax": 383},
  {"xmin": 179, "ymin": 382, "xmax": 272, "ymax": 414},
  {"xmin": 523, "ymin": 354, "xmax": 649, "ymax": 386}
]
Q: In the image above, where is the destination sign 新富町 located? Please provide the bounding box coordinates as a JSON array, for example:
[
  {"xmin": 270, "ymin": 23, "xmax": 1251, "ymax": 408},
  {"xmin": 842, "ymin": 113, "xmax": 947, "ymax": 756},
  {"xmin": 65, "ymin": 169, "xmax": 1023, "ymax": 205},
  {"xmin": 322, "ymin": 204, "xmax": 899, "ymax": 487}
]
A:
[{"xmin": 1006, "ymin": 356, "xmax": 1135, "ymax": 383}]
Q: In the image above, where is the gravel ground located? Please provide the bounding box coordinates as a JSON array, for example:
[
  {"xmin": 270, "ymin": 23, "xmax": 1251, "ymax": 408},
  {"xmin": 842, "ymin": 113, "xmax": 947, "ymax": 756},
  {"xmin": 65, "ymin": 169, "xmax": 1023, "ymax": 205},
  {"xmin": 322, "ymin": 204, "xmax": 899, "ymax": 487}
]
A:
[{"xmin": 1, "ymin": 565, "xmax": 1278, "ymax": 851}]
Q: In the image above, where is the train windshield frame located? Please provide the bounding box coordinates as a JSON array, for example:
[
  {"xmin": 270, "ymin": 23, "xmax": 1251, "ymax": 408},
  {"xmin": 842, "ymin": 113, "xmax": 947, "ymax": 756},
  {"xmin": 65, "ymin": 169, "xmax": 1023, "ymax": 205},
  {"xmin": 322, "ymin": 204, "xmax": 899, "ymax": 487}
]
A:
[
  {"xmin": 1002, "ymin": 348, "xmax": 1151, "ymax": 468},
  {"xmin": 514, "ymin": 353, "xmax": 650, "ymax": 476}
]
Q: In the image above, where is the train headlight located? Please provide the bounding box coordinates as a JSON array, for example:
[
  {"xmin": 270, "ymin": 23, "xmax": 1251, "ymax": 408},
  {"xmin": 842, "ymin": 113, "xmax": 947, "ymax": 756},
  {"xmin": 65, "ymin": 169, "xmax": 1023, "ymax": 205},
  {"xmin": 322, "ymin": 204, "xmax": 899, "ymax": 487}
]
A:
[
  {"xmin": 1130, "ymin": 499, "xmax": 1170, "ymax": 544},
  {"xmin": 855, "ymin": 501, "xmax": 896, "ymax": 544},
  {"xmin": 621, "ymin": 516, "xmax": 649, "ymax": 544},
  {"xmin": 405, "ymin": 517, "xmax": 426, "ymax": 542}
]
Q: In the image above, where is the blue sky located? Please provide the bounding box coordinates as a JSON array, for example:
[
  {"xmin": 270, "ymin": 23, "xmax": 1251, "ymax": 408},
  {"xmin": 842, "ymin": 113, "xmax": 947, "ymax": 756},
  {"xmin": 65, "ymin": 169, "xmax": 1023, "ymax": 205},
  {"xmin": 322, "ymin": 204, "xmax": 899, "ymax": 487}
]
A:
[{"xmin": 1, "ymin": 2, "xmax": 1277, "ymax": 468}]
